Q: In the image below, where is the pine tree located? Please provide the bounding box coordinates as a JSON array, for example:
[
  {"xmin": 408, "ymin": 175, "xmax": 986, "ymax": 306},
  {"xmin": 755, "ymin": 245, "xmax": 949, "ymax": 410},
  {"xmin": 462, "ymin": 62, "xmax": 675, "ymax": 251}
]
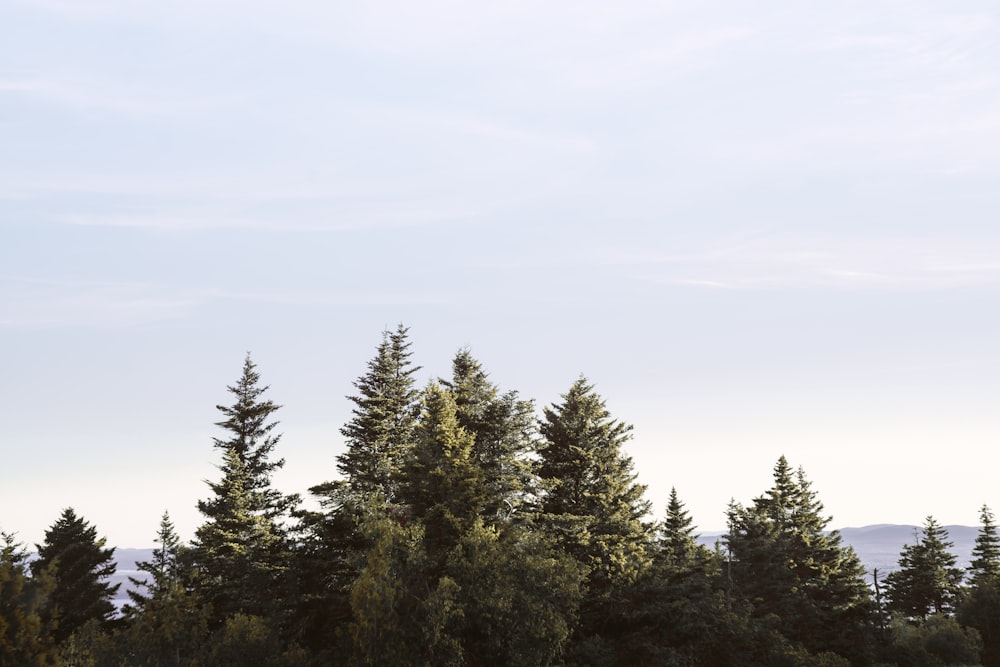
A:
[
  {"xmin": 191, "ymin": 355, "xmax": 298, "ymax": 625},
  {"xmin": 885, "ymin": 516, "xmax": 964, "ymax": 620},
  {"xmin": 298, "ymin": 325, "xmax": 421, "ymax": 654},
  {"xmin": 536, "ymin": 376, "xmax": 652, "ymax": 593},
  {"xmin": 125, "ymin": 511, "xmax": 183, "ymax": 613},
  {"xmin": 657, "ymin": 486, "xmax": 705, "ymax": 570},
  {"xmin": 969, "ymin": 504, "xmax": 1000, "ymax": 587},
  {"xmin": 441, "ymin": 349, "xmax": 537, "ymax": 522},
  {"xmin": 335, "ymin": 324, "xmax": 421, "ymax": 503},
  {"xmin": 724, "ymin": 457, "xmax": 874, "ymax": 661},
  {"xmin": 30, "ymin": 508, "xmax": 119, "ymax": 644}
]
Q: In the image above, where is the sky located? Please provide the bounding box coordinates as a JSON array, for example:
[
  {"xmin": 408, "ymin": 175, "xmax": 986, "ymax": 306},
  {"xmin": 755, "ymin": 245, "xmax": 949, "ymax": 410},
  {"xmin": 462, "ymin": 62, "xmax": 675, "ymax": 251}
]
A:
[{"xmin": 3, "ymin": 0, "xmax": 1000, "ymax": 549}]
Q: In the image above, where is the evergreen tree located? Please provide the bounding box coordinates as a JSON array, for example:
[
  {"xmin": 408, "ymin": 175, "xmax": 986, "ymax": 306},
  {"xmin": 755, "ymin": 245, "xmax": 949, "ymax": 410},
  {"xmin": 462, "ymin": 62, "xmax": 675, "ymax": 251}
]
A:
[
  {"xmin": 724, "ymin": 457, "xmax": 874, "ymax": 662},
  {"xmin": 30, "ymin": 508, "xmax": 119, "ymax": 644},
  {"xmin": 0, "ymin": 532, "xmax": 58, "ymax": 665},
  {"xmin": 885, "ymin": 516, "xmax": 964, "ymax": 620},
  {"xmin": 298, "ymin": 325, "xmax": 421, "ymax": 655},
  {"xmin": 441, "ymin": 349, "xmax": 537, "ymax": 522},
  {"xmin": 191, "ymin": 355, "xmax": 298, "ymax": 625},
  {"xmin": 334, "ymin": 324, "xmax": 421, "ymax": 503},
  {"xmin": 398, "ymin": 382, "xmax": 485, "ymax": 566},
  {"xmin": 125, "ymin": 511, "xmax": 182, "ymax": 613},
  {"xmin": 969, "ymin": 504, "xmax": 1000, "ymax": 587},
  {"xmin": 657, "ymin": 486, "xmax": 704, "ymax": 570},
  {"xmin": 536, "ymin": 376, "xmax": 652, "ymax": 593}
]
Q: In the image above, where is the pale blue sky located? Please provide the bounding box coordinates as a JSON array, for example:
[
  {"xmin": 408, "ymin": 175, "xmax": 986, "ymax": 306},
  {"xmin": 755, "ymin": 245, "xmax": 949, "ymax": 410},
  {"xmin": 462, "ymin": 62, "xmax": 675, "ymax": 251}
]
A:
[{"xmin": 3, "ymin": 0, "xmax": 1000, "ymax": 547}]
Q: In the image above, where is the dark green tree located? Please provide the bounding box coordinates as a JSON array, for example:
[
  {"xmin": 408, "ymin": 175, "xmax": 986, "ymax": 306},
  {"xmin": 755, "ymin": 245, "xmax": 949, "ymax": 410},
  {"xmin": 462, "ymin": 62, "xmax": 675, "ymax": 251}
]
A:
[
  {"xmin": 969, "ymin": 504, "xmax": 1000, "ymax": 587},
  {"xmin": 657, "ymin": 486, "xmax": 705, "ymax": 570},
  {"xmin": 441, "ymin": 349, "xmax": 537, "ymax": 522},
  {"xmin": 297, "ymin": 325, "xmax": 422, "ymax": 655},
  {"xmin": 724, "ymin": 457, "xmax": 874, "ymax": 662},
  {"xmin": 334, "ymin": 324, "xmax": 421, "ymax": 503},
  {"xmin": 125, "ymin": 511, "xmax": 182, "ymax": 613},
  {"xmin": 0, "ymin": 532, "xmax": 58, "ymax": 666},
  {"xmin": 535, "ymin": 377, "xmax": 653, "ymax": 663},
  {"xmin": 191, "ymin": 355, "xmax": 299, "ymax": 625},
  {"xmin": 30, "ymin": 508, "xmax": 119, "ymax": 644},
  {"xmin": 536, "ymin": 376, "xmax": 652, "ymax": 593},
  {"xmin": 885, "ymin": 516, "xmax": 964, "ymax": 620}
]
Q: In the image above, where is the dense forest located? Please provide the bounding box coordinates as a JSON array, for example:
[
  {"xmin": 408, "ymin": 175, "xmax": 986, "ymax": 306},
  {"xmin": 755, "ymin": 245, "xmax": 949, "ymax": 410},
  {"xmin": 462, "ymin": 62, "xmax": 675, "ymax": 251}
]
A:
[{"xmin": 3, "ymin": 325, "xmax": 999, "ymax": 666}]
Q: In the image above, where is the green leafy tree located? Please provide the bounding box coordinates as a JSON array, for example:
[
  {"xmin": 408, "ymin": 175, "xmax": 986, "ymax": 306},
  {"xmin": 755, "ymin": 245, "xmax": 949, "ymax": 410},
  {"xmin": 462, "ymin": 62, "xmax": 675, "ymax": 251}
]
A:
[
  {"xmin": 441, "ymin": 349, "xmax": 537, "ymax": 522},
  {"xmin": 30, "ymin": 508, "xmax": 119, "ymax": 645},
  {"xmin": 657, "ymin": 486, "xmax": 706, "ymax": 570},
  {"xmin": 885, "ymin": 516, "xmax": 964, "ymax": 620},
  {"xmin": 724, "ymin": 457, "xmax": 874, "ymax": 662},
  {"xmin": 0, "ymin": 532, "xmax": 58, "ymax": 666},
  {"xmin": 191, "ymin": 355, "xmax": 298, "ymax": 625}
]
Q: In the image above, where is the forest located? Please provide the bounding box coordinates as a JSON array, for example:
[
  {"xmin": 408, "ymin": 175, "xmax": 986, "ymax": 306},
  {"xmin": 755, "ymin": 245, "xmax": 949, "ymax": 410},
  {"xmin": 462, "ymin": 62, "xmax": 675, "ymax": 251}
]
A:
[{"xmin": 2, "ymin": 324, "xmax": 999, "ymax": 667}]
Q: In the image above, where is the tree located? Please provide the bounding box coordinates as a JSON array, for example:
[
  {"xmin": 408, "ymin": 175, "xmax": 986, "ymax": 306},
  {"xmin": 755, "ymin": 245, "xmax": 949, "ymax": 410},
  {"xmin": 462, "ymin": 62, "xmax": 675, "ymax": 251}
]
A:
[
  {"xmin": 191, "ymin": 355, "xmax": 298, "ymax": 625},
  {"xmin": 298, "ymin": 325, "xmax": 422, "ymax": 655},
  {"xmin": 441, "ymin": 349, "xmax": 537, "ymax": 522},
  {"xmin": 885, "ymin": 516, "xmax": 964, "ymax": 620},
  {"xmin": 724, "ymin": 457, "xmax": 874, "ymax": 662},
  {"xmin": 657, "ymin": 486, "xmax": 705, "ymax": 570},
  {"xmin": 536, "ymin": 377, "xmax": 652, "ymax": 594},
  {"xmin": 30, "ymin": 508, "xmax": 119, "ymax": 644},
  {"xmin": 125, "ymin": 511, "xmax": 182, "ymax": 613},
  {"xmin": 969, "ymin": 504, "xmax": 1000, "ymax": 587},
  {"xmin": 334, "ymin": 324, "xmax": 421, "ymax": 503},
  {"xmin": 0, "ymin": 532, "xmax": 58, "ymax": 666}
]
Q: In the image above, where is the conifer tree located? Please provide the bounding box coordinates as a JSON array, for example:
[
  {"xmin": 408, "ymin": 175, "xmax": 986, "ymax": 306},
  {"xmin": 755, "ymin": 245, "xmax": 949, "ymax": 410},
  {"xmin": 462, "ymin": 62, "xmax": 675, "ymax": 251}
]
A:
[
  {"xmin": 657, "ymin": 486, "xmax": 704, "ymax": 570},
  {"xmin": 724, "ymin": 457, "xmax": 873, "ymax": 661},
  {"xmin": 536, "ymin": 376, "xmax": 652, "ymax": 593},
  {"xmin": 441, "ymin": 349, "xmax": 536, "ymax": 522},
  {"xmin": 191, "ymin": 355, "xmax": 298, "ymax": 625},
  {"xmin": 334, "ymin": 324, "xmax": 421, "ymax": 503},
  {"xmin": 969, "ymin": 504, "xmax": 1000, "ymax": 587},
  {"xmin": 885, "ymin": 516, "xmax": 964, "ymax": 620},
  {"xmin": 30, "ymin": 508, "xmax": 119, "ymax": 644},
  {"xmin": 125, "ymin": 511, "xmax": 183, "ymax": 613}
]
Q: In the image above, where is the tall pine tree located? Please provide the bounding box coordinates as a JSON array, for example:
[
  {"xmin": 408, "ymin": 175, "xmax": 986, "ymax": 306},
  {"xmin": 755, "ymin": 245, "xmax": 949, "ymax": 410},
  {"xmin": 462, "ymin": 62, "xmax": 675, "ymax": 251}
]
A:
[
  {"xmin": 191, "ymin": 355, "xmax": 298, "ymax": 625},
  {"xmin": 969, "ymin": 504, "xmax": 1000, "ymax": 587}
]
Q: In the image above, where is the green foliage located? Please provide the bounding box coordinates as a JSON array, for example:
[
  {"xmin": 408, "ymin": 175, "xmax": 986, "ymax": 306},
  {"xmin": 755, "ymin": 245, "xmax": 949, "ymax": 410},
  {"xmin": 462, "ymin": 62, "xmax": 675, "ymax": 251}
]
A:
[
  {"xmin": 885, "ymin": 516, "xmax": 964, "ymax": 620},
  {"xmin": 968, "ymin": 504, "xmax": 1000, "ymax": 587},
  {"xmin": 30, "ymin": 508, "xmax": 119, "ymax": 645},
  {"xmin": 336, "ymin": 324, "xmax": 421, "ymax": 503},
  {"xmin": 0, "ymin": 532, "xmax": 58, "ymax": 666},
  {"xmin": 191, "ymin": 355, "xmax": 298, "ymax": 625},
  {"xmin": 536, "ymin": 377, "xmax": 652, "ymax": 594},
  {"xmin": 880, "ymin": 613, "xmax": 982, "ymax": 667},
  {"xmin": 724, "ymin": 457, "xmax": 874, "ymax": 662},
  {"xmin": 957, "ymin": 578, "xmax": 1000, "ymax": 666},
  {"xmin": 442, "ymin": 349, "xmax": 537, "ymax": 522}
]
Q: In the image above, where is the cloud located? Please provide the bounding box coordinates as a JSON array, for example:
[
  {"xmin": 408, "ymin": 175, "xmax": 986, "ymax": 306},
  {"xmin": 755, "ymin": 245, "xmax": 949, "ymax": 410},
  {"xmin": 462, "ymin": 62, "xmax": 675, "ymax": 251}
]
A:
[{"xmin": 639, "ymin": 237, "xmax": 1000, "ymax": 290}]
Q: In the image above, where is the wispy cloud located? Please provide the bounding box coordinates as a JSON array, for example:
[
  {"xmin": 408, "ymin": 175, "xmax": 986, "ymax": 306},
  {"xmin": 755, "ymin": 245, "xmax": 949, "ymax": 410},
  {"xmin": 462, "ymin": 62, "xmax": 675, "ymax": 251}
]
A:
[{"xmin": 639, "ymin": 237, "xmax": 1000, "ymax": 290}]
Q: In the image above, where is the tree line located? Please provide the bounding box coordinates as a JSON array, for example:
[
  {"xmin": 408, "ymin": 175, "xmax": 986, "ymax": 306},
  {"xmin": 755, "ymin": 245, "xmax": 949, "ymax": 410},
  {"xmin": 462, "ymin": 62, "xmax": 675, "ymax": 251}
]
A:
[{"xmin": 2, "ymin": 324, "xmax": 999, "ymax": 666}]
